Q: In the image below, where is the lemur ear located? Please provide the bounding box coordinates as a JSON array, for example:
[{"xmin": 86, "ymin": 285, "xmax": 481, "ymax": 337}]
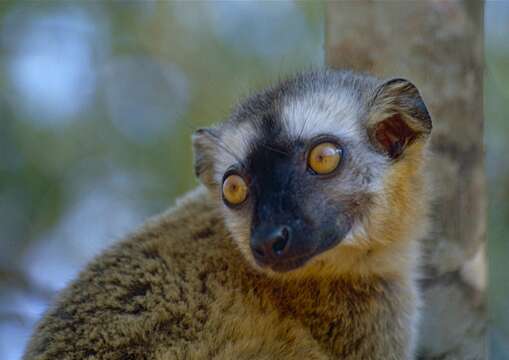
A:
[
  {"xmin": 192, "ymin": 128, "xmax": 218, "ymax": 188},
  {"xmin": 366, "ymin": 78, "xmax": 432, "ymax": 159}
]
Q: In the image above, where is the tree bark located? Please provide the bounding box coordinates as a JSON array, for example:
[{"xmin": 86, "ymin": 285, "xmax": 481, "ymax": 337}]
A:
[{"xmin": 326, "ymin": 1, "xmax": 486, "ymax": 359}]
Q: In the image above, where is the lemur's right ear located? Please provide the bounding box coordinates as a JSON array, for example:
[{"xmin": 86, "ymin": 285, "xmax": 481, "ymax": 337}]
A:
[
  {"xmin": 366, "ymin": 78, "xmax": 432, "ymax": 159},
  {"xmin": 192, "ymin": 128, "xmax": 218, "ymax": 188}
]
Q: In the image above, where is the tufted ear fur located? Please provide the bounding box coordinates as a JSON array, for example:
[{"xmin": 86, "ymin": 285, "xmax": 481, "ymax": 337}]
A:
[
  {"xmin": 192, "ymin": 128, "xmax": 219, "ymax": 189},
  {"xmin": 366, "ymin": 78, "xmax": 432, "ymax": 159}
]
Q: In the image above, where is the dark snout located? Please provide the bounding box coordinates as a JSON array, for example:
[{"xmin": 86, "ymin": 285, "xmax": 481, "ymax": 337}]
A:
[
  {"xmin": 251, "ymin": 225, "xmax": 291, "ymax": 260},
  {"xmin": 250, "ymin": 224, "xmax": 315, "ymax": 272}
]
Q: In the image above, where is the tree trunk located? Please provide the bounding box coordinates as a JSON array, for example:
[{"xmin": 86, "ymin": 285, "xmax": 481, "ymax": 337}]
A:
[{"xmin": 326, "ymin": 1, "xmax": 486, "ymax": 359}]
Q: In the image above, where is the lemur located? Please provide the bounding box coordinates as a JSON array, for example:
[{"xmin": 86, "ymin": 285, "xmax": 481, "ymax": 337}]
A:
[{"xmin": 25, "ymin": 70, "xmax": 432, "ymax": 360}]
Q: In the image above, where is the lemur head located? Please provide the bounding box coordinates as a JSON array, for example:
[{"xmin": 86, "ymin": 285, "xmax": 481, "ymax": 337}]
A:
[{"xmin": 193, "ymin": 70, "xmax": 431, "ymax": 278}]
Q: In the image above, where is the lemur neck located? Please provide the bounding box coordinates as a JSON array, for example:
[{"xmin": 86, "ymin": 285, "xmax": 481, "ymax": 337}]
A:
[{"xmin": 280, "ymin": 237, "xmax": 421, "ymax": 282}]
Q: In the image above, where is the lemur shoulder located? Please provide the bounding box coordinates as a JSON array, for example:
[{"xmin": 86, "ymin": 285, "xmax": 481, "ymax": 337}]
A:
[{"xmin": 25, "ymin": 70, "xmax": 432, "ymax": 360}]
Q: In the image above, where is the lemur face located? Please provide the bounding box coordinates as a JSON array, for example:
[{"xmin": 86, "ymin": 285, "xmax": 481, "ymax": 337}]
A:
[{"xmin": 193, "ymin": 70, "xmax": 431, "ymax": 276}]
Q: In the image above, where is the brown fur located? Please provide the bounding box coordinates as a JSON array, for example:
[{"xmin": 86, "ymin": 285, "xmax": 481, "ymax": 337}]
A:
[
  {"xmin": 25, "ymin": 182, "xmax": 423, "ymax": 359},
  {"xmin": 25, "ymin": 70, "xmax": 431, "ymax": 359}
]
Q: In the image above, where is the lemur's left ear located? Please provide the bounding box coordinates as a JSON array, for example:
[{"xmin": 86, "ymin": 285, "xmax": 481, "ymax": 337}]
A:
[
  {"xmin": 192, "ymin": 128, "xmax": 219, "ymax": 189},
  {"xmin": 366, "ymin": 78, "xmax": 432, "ymax": 159}
]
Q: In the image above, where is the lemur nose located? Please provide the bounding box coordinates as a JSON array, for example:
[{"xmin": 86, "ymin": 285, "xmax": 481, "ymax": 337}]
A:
[{"xmin": 251, "ymin": 226, "xmax": 291, "ymax": 263}]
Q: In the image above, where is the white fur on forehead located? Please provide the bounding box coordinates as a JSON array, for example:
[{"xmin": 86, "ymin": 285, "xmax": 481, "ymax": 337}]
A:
[
  {"xmin": 281, "ymin": 88, "xmax": 361, "ymax": 141},
  {"xmin": 212, "ymin": 121, "xmax": 256, "ymax": 184},
  {"xmin": 212, "ymin": 87, "xmax": 367, "ymax": 184}
]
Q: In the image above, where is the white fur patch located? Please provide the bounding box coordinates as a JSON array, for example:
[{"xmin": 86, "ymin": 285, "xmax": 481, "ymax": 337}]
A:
[
  {"xmin": 213, "ymin": 121, "xmax": 256, "ymax": 184},
  {"xmin": 281, "ymin": 89, "xmax": 361, "ymax": 141}
]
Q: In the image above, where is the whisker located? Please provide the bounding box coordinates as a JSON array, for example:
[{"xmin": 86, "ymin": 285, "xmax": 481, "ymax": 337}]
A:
[
  {"xmin": 259, "ymin": 142, "xmax": 290, "ymax": 156},
  {"xmin": 297, "ymin": 113, "xmax": 310, "ymax": 142},
  {"xmin": 179, "ymin": 116, "xmax": 244, "ymax": 166},
  {"xmin": 206, "ymin": 131, "xmax": 246, "ymax": 166}
]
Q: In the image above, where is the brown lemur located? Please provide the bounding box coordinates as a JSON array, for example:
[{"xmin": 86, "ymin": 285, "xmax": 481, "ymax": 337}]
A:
[{"xmin": 24, "ymin": 70, "xmax": 432, "ymax": 360}]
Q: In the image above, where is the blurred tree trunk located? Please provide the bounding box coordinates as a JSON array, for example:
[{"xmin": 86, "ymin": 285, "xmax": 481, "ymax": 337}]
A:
[{"xmin": 326, "ymin": 1, "xmax": 486, "ymax": 359}]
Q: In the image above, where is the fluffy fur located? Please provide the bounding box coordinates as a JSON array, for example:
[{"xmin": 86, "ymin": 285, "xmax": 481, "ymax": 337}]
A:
[{"xmin": 25, "ymin": 70, "xmax": 431, "ymax": 359}]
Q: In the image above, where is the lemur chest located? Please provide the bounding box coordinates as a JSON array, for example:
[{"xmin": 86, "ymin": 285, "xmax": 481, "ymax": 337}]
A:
[{"xmin": 232, "ymin": 276, "xmax": 390, "ymax": 355}]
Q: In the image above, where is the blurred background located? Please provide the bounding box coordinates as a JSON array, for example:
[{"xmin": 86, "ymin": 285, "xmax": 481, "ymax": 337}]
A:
[{"xmin": 0, "ymin": 1, "xmax": 507, "ymax": 359}]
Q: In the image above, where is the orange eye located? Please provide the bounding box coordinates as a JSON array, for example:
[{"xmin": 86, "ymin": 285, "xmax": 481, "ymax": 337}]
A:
[
  {"xmin": 308, "ymin": 142, "xmax": 342, "ymax": 175},
  {"xmin": 222, "ymin": 174, "xmax": 248, "ymax": 205}
]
